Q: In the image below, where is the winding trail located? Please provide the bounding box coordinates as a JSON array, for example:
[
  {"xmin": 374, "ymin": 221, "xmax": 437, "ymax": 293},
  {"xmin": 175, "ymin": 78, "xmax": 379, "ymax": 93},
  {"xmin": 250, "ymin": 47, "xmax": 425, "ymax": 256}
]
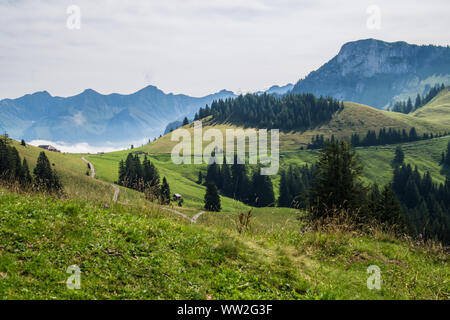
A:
[
  {"xmin": 81, "ymin": 156, "xmax": 120, "ymax": 203},
  {"xmin": 111, "ymin": 184, "xmax": 120, "ymax": 203},
  {"xmin": 81, "ymin": 157, "xmax": 95, "ymax": 178},
  {"xmin": 162, "ymin": 207, "xmax": 205, "ymax": 223}
]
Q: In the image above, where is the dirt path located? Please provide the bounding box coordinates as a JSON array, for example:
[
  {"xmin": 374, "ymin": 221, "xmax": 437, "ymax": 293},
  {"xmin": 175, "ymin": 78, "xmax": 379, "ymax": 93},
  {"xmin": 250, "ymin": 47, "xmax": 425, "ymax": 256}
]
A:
[
  {"xmin": 111, "ymin": 184, "xmax": 120, "ymax": 203},
  {"xmin": 81, "ymin": 157, "xmax": 95, "ymax": 178},
  {"xmin": 162, "ymin": 207, "xmax": 205, "ymax": 223},
  {"xmin": 191, "ymin": 211, "xmax": 205, "ymax": 223},
  {"xmin": 81, "ymin": 157, "xmax": 119, "ymax": 203}
]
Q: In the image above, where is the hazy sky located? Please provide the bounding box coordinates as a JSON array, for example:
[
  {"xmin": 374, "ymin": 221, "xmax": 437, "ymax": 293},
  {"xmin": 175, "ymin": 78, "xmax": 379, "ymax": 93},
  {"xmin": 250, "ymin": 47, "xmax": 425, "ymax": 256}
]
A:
[{"xmin": 1, "ymin": 0, "xmax": 449, "ymax": 99}]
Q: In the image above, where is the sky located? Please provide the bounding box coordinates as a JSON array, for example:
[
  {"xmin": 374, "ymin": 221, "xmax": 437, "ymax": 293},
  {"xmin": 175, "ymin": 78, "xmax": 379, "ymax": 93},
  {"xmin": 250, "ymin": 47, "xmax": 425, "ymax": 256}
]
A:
[{"xmin": 1, "ymin": 0, "xmax": 449, "ymax": 100}]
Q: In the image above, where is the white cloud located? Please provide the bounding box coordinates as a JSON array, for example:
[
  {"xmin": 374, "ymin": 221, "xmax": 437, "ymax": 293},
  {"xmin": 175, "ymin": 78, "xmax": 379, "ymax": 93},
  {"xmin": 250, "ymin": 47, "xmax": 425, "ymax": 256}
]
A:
[
  {"xmin": 29, "ymin": 137, "xmax": 149, "ymax": 153},
  {"xmin": 0, "ymin": 0, "xmax": 449, "ymax": 99}
]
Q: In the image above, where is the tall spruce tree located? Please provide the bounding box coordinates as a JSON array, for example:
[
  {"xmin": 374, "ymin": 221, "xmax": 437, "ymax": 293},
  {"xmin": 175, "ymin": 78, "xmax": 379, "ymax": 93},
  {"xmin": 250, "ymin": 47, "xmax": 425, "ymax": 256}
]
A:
[
  {"xmin": 204, "ymin": 182, "xmax": 221, "ymax": 212},
  {"xmin": 160, "ymin": 177, "xmax": 171, "ymax": 205},
  {"xmin": 33, "ymin": 151, "xmax": 62, "ymax": 193},
  {"xmin": 22, "ymin": 158, "xmax": 32, "ymax": 185},
  {"xmin": 250, "ymin": 167, "xmax": 275, "ymax": 207},
  {"xmin": 393, "ymin": 146, "xmax": 405, "ymax": 165},
  {"xmin": 377, "ymin": 185, "xmax": 406, "ymax": 232},
  {"xmin": 309, "ymin": 141, "xmax": 364, "ymax": 218},
  {"xmin": 278, "ymin": 170, "xmax": 291, "ymax": 207},
  {"xmin": 206, "ymin": 161, "xmax": 221, "ymax": 190},
  {"xmin": 231, "ymin": 157, "xmax": 251, "ymax": 202},
  {"xmin": 220, "ymin": 157, "xmax": 233, "ymax": 196}
]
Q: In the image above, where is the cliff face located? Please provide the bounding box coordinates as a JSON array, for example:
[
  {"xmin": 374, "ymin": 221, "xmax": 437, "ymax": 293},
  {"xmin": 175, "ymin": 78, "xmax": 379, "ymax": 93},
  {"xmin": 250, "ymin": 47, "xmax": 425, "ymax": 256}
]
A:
[{"xmin": 292, "ymin": 39, "xmax": 450, "ymax": 109}]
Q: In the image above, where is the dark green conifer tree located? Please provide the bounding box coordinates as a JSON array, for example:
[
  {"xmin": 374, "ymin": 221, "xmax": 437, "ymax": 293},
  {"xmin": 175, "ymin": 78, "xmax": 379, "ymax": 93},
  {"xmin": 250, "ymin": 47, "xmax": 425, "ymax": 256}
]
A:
[
  {"xmin": 33, "ymin": 151, "xmax": 62, "ymax": 193},
  {"xmin": 160, "ymin": 177, "xmax": 171, "ymax": 205},
  {"xmin": 393, "ymin": 146, "xmax": 405, "ymax": 165},
  {"xmin": 309, "ymin": 141, "xmax": 364, "ymax": 218},
  {"xmin": 250, "ymin": 167, "xmax": 275, "ymax": 207},
  {"xmin": 278, "ymin": 170, "xmax": 291, "ymax": 207},
  {"xmin": 204, "ymin": 182, "xmax": 221, "ymax": 212},
  {"xmin": 22, "ymin": 158, "xmax": 32, "ymax": 185}
]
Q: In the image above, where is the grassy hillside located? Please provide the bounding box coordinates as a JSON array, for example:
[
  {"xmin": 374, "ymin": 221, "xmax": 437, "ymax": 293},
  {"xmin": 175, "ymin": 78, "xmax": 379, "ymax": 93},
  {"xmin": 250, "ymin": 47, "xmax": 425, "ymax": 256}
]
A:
[
  {"xmin": 142, "ymin": 101, "xmax": 449, "ymax": 154},
  {"xmin": 0, "ymin": 188, "xmax": 448, "ymax": 299},
  {"xmin": 412, "ymin": 87, "xmax": 450, "ymax": 127}
]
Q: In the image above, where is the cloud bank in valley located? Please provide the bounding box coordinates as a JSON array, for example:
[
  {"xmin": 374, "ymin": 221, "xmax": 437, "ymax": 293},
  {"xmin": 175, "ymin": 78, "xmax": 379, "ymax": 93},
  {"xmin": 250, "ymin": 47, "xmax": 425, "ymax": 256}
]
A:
[{"xmin": 29, "ymin": 138, "xmax": 149, "ymax": 154}]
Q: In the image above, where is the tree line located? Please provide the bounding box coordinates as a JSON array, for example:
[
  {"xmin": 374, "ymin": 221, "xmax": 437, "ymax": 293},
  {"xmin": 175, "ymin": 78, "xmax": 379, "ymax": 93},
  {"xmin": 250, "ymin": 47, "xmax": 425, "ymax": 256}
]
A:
[
  {"xmin": 198, "ymin": 155, "xmax": 275, "ymax": 209},
  {"xmin": 194, "ymin": 93, "xmax": 343, "ymax": 131},
  {"xmin": 118, "ymin": 153, "xmax": 171, "ymax": 204},
  {"xmin": 0, "ymin": 135, "xmax": 62, "ymax": 193},
  {"xmin": 307, "ymin": 127, "xmax": 448, "ymax": 149},
  {"xmin": 278, "ymin": 141, "xmax": 450, "ymax": 244},
  {"xmin": 391, "ymin": 83, "xmax": 447, "ymax": 114}
]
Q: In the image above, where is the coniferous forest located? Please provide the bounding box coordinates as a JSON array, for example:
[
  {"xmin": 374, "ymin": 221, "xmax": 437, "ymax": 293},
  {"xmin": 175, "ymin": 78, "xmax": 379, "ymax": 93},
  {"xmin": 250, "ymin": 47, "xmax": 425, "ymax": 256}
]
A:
[
  {"xmin": 118, "ymin": 153, "xmax": 160, "ymax": 192},
  {"xmin": 201, "ymin": 155, "xmax": 275, "ymax": 208},
  {"xmin": 391, "ymin": 83, "xmax": 447, "ymax": 114},
  {"xmin": 118, "ymin": 153, "xmax": 171, "ymax": 204},
  {"xmin": 307, "ymin": 127, "xmax": 448, "ymax": 149},
  {"xmin": 194, "ymin": 93, "xmax": 343, "ymax": 130},
  {"xmin": 392, "ymin": 164, "xmax": 450, "ymax": 244}
]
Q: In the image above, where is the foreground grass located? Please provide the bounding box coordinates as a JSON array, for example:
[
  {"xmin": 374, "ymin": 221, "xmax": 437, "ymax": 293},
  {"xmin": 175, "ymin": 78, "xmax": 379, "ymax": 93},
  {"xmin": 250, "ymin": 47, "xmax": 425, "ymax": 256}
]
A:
[{"xmin": 0, "ymin": 189, "xmax": 448, "ymax": 299}]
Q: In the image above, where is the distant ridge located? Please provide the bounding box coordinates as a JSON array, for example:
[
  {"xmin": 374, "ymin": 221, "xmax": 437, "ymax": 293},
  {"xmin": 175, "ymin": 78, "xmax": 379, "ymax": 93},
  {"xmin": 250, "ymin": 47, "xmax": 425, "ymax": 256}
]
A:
[{"xmin": 0, "ymin": 85, "xmax": 236, "ymax": 145}]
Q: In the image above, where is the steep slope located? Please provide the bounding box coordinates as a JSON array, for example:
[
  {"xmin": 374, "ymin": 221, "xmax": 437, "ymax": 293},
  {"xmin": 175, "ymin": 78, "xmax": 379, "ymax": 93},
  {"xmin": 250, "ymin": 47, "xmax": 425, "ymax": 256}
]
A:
[
  {"xmin": 412, "ymin": 87, "xmax": 450, "ymax": 126},
  {"xmin": 292, "ymin": 39, "xmax": 450, "ymax": 109},
  {"xmin": 0, "ymin": 86, "xmax": 235, "ymax": 146}
]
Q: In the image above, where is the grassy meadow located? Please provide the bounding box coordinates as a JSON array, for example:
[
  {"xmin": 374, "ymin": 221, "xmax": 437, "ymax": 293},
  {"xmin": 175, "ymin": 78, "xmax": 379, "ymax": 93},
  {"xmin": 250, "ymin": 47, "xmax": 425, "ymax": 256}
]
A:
[
  {"xmin": 412, "ymin": 87, "xmax": 450, "ymax": 127},
  {"xmin": 0, "ymin": 188, "xmax": 448, "ymax": 299},
  {"xmin": 1, "ymin": 92, "xmax": 449, "ymax": 300}
]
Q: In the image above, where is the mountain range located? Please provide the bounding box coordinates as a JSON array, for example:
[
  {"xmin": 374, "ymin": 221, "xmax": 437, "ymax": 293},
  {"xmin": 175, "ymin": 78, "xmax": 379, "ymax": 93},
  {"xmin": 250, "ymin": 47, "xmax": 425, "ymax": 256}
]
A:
[
  {"xmin": 1, "ymin": 39, "xmax": 449, "ymax": 147},
  {"xmin": 0, "ymin": 86, "xmax": 234, "ymax": 146}
]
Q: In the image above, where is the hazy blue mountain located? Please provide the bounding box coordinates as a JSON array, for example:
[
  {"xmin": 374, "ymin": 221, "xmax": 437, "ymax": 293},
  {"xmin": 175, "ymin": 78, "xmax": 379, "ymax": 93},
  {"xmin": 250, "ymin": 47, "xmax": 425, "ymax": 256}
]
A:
[
  {"xmin": 265, "ymin": 83, "xmax": 294, "ymax": 95},
  {"xmin": 253, "ymin": 83, "xmax": 294, "ymax": 96},
  {"xmin": 164, "ymin": 120, "xmax": 183, "ymax": 135},
  {"xmin": 0, "ymin": 86, "xmax": 235, "ymax": 145},
  {"xmin": 292, "ymin": 39, "xmax": 450, "ymax": 109}
]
